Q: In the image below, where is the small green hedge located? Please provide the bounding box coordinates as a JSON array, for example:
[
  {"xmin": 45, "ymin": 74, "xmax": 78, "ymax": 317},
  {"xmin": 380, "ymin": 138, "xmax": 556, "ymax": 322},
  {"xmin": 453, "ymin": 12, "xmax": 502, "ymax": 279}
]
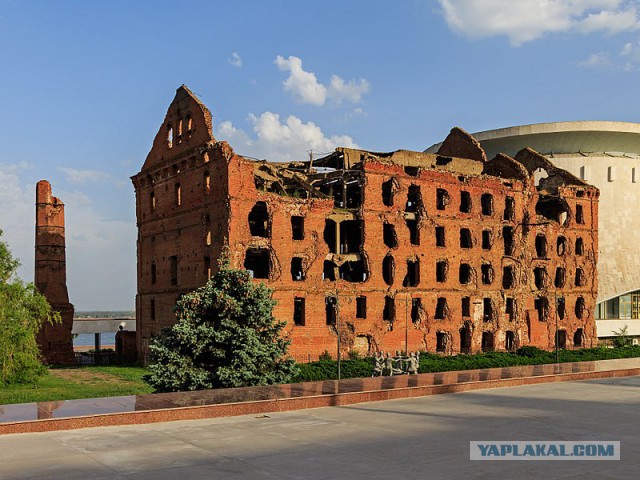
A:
[{"xmin": 291, "ymin": 346, "xmax": 640, "ymax": 382}]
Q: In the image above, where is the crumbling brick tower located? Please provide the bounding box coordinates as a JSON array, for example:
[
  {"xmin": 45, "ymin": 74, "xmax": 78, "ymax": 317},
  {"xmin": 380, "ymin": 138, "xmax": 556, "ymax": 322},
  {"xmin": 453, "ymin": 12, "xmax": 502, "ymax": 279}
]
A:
[
  {"xmin": 132, "ymin": 86, "xmax": 599, "ymax": 362},
  {"xmin": 35, "ymin": 180, "xmax": 75, "ymax": 364}
]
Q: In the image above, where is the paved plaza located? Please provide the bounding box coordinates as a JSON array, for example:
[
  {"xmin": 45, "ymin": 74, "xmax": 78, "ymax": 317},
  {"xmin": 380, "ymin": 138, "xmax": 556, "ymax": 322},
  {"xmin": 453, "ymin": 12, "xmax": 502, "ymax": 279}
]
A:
[{"xmin": 1, "ymin": 376, "xmax": 639, "ymax": 479}]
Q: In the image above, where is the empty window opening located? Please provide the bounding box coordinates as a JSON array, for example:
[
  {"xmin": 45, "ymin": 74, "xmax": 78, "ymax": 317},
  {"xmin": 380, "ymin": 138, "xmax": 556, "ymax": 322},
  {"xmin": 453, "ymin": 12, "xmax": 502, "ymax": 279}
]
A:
[
  {"xmin": 383, "ymin": 296, "xmax": 395, "ymax": 323},
  {"xmin": 248, "ymin": 202, "xmax": 269, "ymax": 237},
  {"xmin": 505, "ymin": 331, "xmax": 515, "ymax": 351},
  {"xmin": 459, "ymin": 263, "xmax": 472, "ymax": 285},
  {"xmin": 204, "ymin": 214, "xmax": 211, "ymax": 246},
  {"xmin": 575, "ymin": 237, "xmax": 584, "ymax": 255},
  {"xmin": 326, "ymin": 296, "xmax": 337, "ymax": 325},
  {"xmin": 575, "ymin": 204, "xmax": 585, "ymax": 224},
  {"xmin": 404, "ymin": 258, "xmax": 420, "ymax": 287},
  {"xmin": 381, "ymin": 178, "xmax": 398, "ymax": 207},
  {"xmin": 383, "ymin": 222, "xmax": 398, "ymax": 248},
  {"xmin": 502, "ymin": 265, "xmax": 515, "ymax": 290},
  {"xmin": 404, "ymin": 166, "xmax": 419, "ymax": 177},
  {"xmin": 436, "ymin": 332, "xmax": 448, "ymax": 353},
  {"xmin": 557, "ymin": 296, "xmax": 566, "ymax": 320},
  {"xmin": 344, "ymin": 181, "xmax": 362, "ymax": 208},
  {"xmin": 294, "ymin": 298, "xmax": 306, "ymax": 326},
  {"xmin": 481, "ymin": 194, "xmax": 493, "ymax": 216},
  {"xmin": 535, "ymin": 234, "xmax": 547, "ymax": 258},
  {"xmin": 244, "ymin": 248, "xmax": 270, "ymax": 279},
  {"xmin": 556, "ymin": 330, "xmax": 567, "ymax": 350},
  {"xmin": 405, "ymin": 185, "xmax": 422, "ymax": 213},
  {"xmin": 482, "ymin": 230, "xmax": 493, "ymax": 250},
  {"xmin": 204, "ymin": 257, "xmax": 211, "ymax": 280},
  {"xmin": 186, "ymin": 115, "xmax": 193, "ymax": 132},
  {"xmin": 437, "ymin": 155, "xmax": 452, "ymax": 165},
  {"xmin": 460, "ymin": 191, "xmax": 472, "ymax": 213},
  {"xmin": 555, "ymin": 267, "xmax": 566, "ymax": 288},
  {"xmin": 460, "ymin": 325, "xmax": 472, "ymax": 353},
  {"xmin": 534, "ymin": 267, "xmax": 547, "ymax": 289},
  {"xmin": 575, "ymin": 297, "xmax": 586, "ymax": 319},
  {"xmin": 482, "ymin": 332, "xmax": 494, "ymax": 352},
  {"xmin": 481, "ymin": 264, "xmax": 494, "ymax": 285},
  {"xmin": 503, "ymin": 226, "xmax": 515, "ymax": 256},
  {"xmin": 167, "ymin": 124, "xmax": 173, "ymax": 148},
  {"xmin": 575, "ymin": 267, "xmax": 585, "ymax": 287},
  {"xmin": 506, "ymin": 298, "xmax": 515, "ymax": 321},
  {"xmin": 406, "ymin": 219, "xmax": 420, "ymax": 245},
  {"xmin": 436, "ymin": 260, "xmax": 448, "ymax": 283},
  {"xmin": 170, "ymin": 255, "xmax": 178, "ymax": 286},
  {"xmin": 151, "ymin": 262, "xmax": 157, "ymax": 285},
  {"xmin": 383, "ymin": 254, "xmax": 395, "ymax": 286},
  {"xmin": 323, "ymin": 260, "xmax": 337, "ymax": 281},
  {"xmin": 150, "ymin": 192, "xmax": 156, "ymax": 211},
  {"xmin": 536, "ymin": 196, "xmax": 570, "ymax": 225},
  {"xmin": 483, "ymin": 298, "xmax": 494, "ymax": 322},
  {"xmin": 535, "ymin": 297, "xmax": 549, "ymax": 322},
  {"xmin": 462, "ymin": 297, "xmax": 471, "ymax": 317},
  {"xmin": 557, "ymin": 236, "xmax": 567, "ymax": 256},
  {"xmin": 435, "ymin": 298, "xmax": 448, "ymax": 320},
  {"xmin": 323, "ymin": 219, "xmax": 337, "ymax": 253},
  {"xmin": 291, "ymin": 216, "xmax": 304, "ymax": 240},
  {"xmin": 291, "ymin": 257, "xmax": 305, "ymax": 281},
  {"xmin": 175, "ymin": 183, "xmax": 182, "ymax": 206},
  {"xmin": 574, "ymin": 328, "xmax": 584, "ymax": 347},
  {"xmin": 436, "ymin": 226, "xmax": 446, "ymax": 247},
  {"xmin": 411, "ymin": 298, "xmax": 422, "ymax": 323},
  {"xmin": 460, "ymin": 228, "xmax": 473, "ymax": 248},
  {"xmin": 150, "ymin": 298, "xmax": 156, "ymax": 321},
  {"xmin": 204, "ymin": 172, "xmax": 211, "ymax": 192},
  {"xmin": 436, "ymin": 188, "xmax": 450, "ymax": 210},
  {"xmin": 339, "ymin": 260, "xmax": 368, "ymax": 283},
  {"xmin": 504, "ymin": 196, "xmax": 515, "ymax": 221},
  {"xmin": 356, "ymin": 296, "xmax": 367, "ymax": 319},
  {"xmin": 339, "ymin": 220, "xmax": 363, "ymax": 254}
]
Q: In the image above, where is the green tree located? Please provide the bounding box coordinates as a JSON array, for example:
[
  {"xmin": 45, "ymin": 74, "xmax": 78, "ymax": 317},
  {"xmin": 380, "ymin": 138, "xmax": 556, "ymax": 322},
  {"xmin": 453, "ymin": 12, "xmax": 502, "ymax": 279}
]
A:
[
  {"xmin": 0, "ymin": 230, "xmax": 59, "ymax": 385},
  {"xmin": 145, "ymin": 260, "xmax": 298, "ymax": 392},
  {"xmin": 612, "ymin": 325, "xmax": 633, "ymax": 348}
]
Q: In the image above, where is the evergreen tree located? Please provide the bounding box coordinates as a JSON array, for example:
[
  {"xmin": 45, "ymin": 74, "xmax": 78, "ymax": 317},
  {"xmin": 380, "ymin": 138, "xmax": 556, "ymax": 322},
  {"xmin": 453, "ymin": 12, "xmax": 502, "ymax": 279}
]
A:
[
  {"xmin": 0, "ymin": 230, "xmax": 60, "ymax": 385},
  {"xmin": 145, "ymin": 259, "xmax": 298, "ymax": 392}
]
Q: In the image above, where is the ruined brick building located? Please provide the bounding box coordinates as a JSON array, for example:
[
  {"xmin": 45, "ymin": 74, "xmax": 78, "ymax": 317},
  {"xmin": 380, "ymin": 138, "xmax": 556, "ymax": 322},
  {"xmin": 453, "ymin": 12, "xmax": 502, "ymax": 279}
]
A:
[
  {"xmin": 35, "ymin": 180, "xmax": 75, "ymax": 364},
  {"xmin": 132, "ymin": 86, "xmax": 599, "ymax": 361}
]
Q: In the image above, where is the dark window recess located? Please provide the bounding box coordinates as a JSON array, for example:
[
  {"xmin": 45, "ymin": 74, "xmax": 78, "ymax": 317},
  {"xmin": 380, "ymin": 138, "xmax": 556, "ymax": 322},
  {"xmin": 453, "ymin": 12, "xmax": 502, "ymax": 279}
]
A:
[
  {"xmin": 324, "ymin": 219, "xmax": 337, "ymax": 253},
  {"xmin": 175, "ymin": 183, "xmax": 181, "ymax": 206},
  {"xmin": 382, "ymin": 178, "xmax": 397, "ymax": 206},
  {"xmin": 411, "ymin": 298, "xmax": 422, "ymax": 323},
  {"xmin": 557, "ymin": 296, "xmax": 566, "ymax": 320},
  {"xmin": 461, "ymin": 297, "xmax": 471, "ymax": 317},
  {"xmin": 291, "ymin": 216, "xmax": 304, "ymax": 240},
  {"xmin": 459, "ymin": 263, "xmax": 472, "ymax": 284},
  {"xmin": 555, "ymin": 267, "xmax": 566, "ymax": 288},
  {"xmin": 344, "ymin": 181, "xmax": 362, "ymax": 208},
  {"xmin": 482, "ymin": 230, "xmax": 492, "ymax": 250},
  {"xmin": 505, "ymin": 331, "xmax": 515, "ymax": 351},
  {"xmin": 204, "ymin": 257, "xmax": 211, "ymax": 280},
  {"xmin": 483, "ymin": 298, "xmax": 494, "ymax": 322},
  {"xmin": 404, "ymin": 259, "xmax": 420, "ymax": 287},
  {"xmin": 406, "ymin": 219, "xmax": 420, "ymax": 245},
  {"xmin": 575, "ymin": 268, "xmax": 585, "ymax": 287},
  {"xmin": 503, "ymin": 226, "xmax": 515, "ymax": 256},
  {"xmin": 323, "ymin": 260, "xmax": 337, "ymax": 281},
  {"xmin": 435, "ymin": 297, "xmax": 447, "ymax": 320},
  {"xmin": 502, "ymin": 265, "xmax": 515, "ymax": 289},
  {"xmin": 482, "ymin": 332, "xmax": 494, "ymax": 352},
  {"xmin": 405, "ymin": 185, "xmax": 422, "ymax": 213},
  {"xmin": 575, "ymin": 204, "xmax": 584, "ymax": 224},
  {"xmin": 339, "ymin": 220, "xmax": 363, "ymax": 254},
  {"xmin": 575, "ymin": 237, "xmax": 584, "ymax": 255},
  {"xmin": 436, "ymin": 226, "xmax": 446, "ymax": 247},
  {"xmin": 149, "ymin": 192, "xmax": 156, "ymax": 211},
  {"xmin": 383, "ymin": 296, "xmax": 395, "ymax": 322},
  {"xmin": 339, "ymin": 260, "xmax": 368, "ymax": 283},
  {"xmin": 504, "ymin": 196, "xmax": 515, "ymax": 221},
  {"xmin": 356, "ymin": 296, "xmax": 367, "ymax": 319},
  {"xmin": 383, "ymin": 254, "xmax": 395, "ymax": 286},
  {"xmin": 535, "ymin": 297, "xmax": 549, "ymax": 322},
  {"xmin": 506, "ymin": 298, "xmax": 515, "ymax": 321},
  {"xmin": 534, "ymin": 267, "xmax": 547, "ymax": 289},
  {"xmin": 556, "ymin": 330, "xmax": 567, "ymax": 349},
  {"xmin": 170, "ymin": 256, "xmax": 178, "ymax": 286},
  {"xmin": 459, "ymin": 325, "xmax": 472, "ymax": 353},
  {"xmin": 436, "ymin": 188, "xmax": 450, "ymax": 210},
  {"xmin": 575, "ymin": 297, "xmax": 586, "ymax": 319},
  {"xmin": 293, "ymin": 297, "xmax": 305, "ymax": 326},
  {"xmin": 460, "ymin": 191, "xmax": 472, "ymax": 213},
  {"xmin": 436, "ymin": 332, "xmax": 448, "ymax": 352},
  {"xmin": 325, "ymin": 297, "xmax": 337, "ymax": 325},
  {"xmin": 481, "ymin": 264, "xmax": 494, "ymax": 285},
  {"xmin": 460, "ymin": 228, "xmax": 473, "ymax": 248},
  {"xmin": 557, "ymin": 236, "xmax": 567, "ymax": 256},
  {"xmin": 151, "ymin": 262, "xmax": 157, "ymax": 285},
  {"xmin": 481, "ymin": 193, "xmax": 493, "ymax": 216},
  {"xmin": 404, "ymin": 166, "xmax": 419, "ymax": 176},
  {"xmin": 150, "ymin": 298, "xmax": 156, "ymax": 321},
  {"xmin": 574, "ymin": 328, "xmax": 584, "ymax": 347},
  {"xmin": 248, "ymin": 202, "xmax": 269, "ymax": 237},
  {"xmin": 244, "ymin": 248, "xmax": 270, "ymax": 279},
  {"xmin": 436, "ymin": 260, "xmax": 448, "ymax": 283},
  {"xmin": 291, "ymin": 257, "xmax": 305, "ymax": 281},
  {"xmin": 535, "ymin": 234, "xmax": 547, "ymax": 258},
  {"xmin": 536, "ymin": 196, "xmax": 570, "ymax": 225},
  {"xmin": 383, "ymin": 222, "xmax": 398, "ymax": 248},
  {"xmin": 436, "ymin": 155, "xmax": 452, "ymax": 165}
]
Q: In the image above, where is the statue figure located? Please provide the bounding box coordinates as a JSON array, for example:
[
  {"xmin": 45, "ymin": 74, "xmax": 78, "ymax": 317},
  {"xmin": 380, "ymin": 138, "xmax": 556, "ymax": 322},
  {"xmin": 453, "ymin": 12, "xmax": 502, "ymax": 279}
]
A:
[
  {"xmin": 407, "ymin": 352, "xmax": 419, "ymax": 375},
  {"xmin": 372, "ymin": 352, "xmax": 384, "ymax": 377}
]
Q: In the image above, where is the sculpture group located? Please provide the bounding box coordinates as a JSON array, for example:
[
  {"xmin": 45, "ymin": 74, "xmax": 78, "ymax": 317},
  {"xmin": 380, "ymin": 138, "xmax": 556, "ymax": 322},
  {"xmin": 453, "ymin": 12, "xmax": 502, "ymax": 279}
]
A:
[{"xmin": 372, "ymin": 351, "xmax": 420, "ymax": 376}]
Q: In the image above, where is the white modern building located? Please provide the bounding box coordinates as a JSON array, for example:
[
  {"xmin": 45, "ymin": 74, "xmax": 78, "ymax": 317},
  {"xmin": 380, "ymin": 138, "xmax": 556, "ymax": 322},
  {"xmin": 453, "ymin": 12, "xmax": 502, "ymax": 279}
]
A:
[{"xmin": 428, "ymin": 121, "xmax": 640, "ymax": 341}]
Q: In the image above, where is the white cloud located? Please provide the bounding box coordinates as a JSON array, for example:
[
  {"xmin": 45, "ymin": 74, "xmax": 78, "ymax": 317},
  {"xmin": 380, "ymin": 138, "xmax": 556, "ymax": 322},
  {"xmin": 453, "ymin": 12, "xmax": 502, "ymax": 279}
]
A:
[
  {"xmin": 577, "ymin": 51, "xmax": 614, "ymax": 68},
  {"xmin": 228, "ymin": 51, "xmax": 243, "ymax": 68},
  {"xmin": 438, "ymin": 0, "xmax": 640, "ymax": 46},
  {"xmin": 58, "ymin": 167, "xmax": 112, "ymax": 185},
  {"xmin": 216, "ymin": 112, "xmax": 358, "ymax": 162},
  {"xmin": 274, "ymin": 55, "xmax": 370, "ymax": 106}
]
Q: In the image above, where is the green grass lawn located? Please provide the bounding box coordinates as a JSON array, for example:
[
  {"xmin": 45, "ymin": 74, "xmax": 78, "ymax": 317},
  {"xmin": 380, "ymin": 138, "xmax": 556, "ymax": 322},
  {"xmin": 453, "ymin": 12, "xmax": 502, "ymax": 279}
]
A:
[{"xmin": 0, "ymin": 366, "xmax": 153, "ymax": 405}]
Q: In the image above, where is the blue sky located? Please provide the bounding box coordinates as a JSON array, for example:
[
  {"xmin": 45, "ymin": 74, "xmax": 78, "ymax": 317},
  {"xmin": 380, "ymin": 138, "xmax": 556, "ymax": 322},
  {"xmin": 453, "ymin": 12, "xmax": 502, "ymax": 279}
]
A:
[{"xmin": 1, "ymin": 0, "xmax": 640, "ymax": 309}]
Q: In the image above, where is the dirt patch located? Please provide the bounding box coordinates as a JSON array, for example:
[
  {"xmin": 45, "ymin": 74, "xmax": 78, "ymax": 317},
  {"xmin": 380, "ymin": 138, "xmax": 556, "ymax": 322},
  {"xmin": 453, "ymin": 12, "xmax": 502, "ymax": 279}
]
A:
[{"xmin": 50, "ymin": 369, "xmax": 128, "ymax": 386}]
